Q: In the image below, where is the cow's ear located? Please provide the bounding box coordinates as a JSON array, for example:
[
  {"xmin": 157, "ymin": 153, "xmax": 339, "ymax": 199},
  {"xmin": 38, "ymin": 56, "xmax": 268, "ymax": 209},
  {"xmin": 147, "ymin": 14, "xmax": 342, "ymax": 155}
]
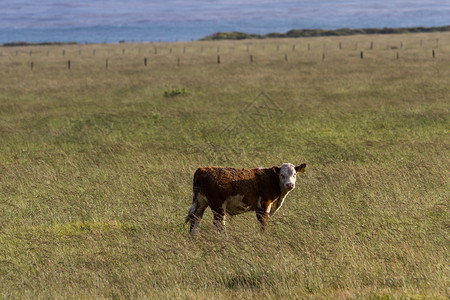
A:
[
  {"xmin": 272, "ymin": 166, "xmax": 280, "ymax": 174},
  {"xmin": 295, "ymin": 163, "xmax": 306, "ymax": 173}
]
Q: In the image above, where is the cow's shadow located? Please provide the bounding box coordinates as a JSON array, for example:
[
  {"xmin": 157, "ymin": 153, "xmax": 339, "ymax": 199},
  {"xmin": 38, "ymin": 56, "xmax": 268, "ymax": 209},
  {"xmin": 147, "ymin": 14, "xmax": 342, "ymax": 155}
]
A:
[{"xmin": 224, "ymin": 273, "xmax": 265, "ymax": 289}]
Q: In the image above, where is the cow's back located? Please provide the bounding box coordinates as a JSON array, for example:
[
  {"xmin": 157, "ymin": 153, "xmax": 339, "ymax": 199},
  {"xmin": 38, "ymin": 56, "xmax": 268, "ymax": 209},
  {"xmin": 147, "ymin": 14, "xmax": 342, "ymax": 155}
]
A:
[
  {"xmin": 194, "ymin": 167, "xmax": 240, "ymax": 198},
  {"xmin": 194, "ymin": 166, "xmax": 280, "ymax": 202}
]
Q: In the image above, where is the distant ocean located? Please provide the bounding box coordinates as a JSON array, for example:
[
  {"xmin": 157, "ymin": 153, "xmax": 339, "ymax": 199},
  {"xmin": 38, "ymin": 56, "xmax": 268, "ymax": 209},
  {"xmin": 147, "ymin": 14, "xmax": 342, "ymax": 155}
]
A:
[{"xmin": 1, "ymin": 0, "xmax": 450, "ymax": 44}]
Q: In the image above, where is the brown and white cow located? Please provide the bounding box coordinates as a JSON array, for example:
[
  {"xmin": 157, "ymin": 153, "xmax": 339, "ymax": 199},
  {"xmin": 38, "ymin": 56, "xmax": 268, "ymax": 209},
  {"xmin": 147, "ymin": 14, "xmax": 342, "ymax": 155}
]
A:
[{"xmin": 186, "ymin": 162, "xmax": 306, "ymax": 235}]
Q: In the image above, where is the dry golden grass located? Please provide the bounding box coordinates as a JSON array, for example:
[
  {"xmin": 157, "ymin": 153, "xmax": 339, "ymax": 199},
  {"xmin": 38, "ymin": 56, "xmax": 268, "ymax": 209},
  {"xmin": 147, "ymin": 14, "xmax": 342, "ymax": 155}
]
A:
[{"xmin": 0, "ymin": 32, "xmax": 449, "ymax": 299}]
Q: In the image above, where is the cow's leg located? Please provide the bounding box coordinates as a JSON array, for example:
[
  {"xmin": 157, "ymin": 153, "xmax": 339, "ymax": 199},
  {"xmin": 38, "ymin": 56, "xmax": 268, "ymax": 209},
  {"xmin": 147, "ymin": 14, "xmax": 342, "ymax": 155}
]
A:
[
  {"xmin": 187, "ymin": 194, "xmax": 208, "ymax": 236},
  {"xmin": 256, "ymin": 208, "xmax": 268, "ymax": 232},
  {"xmin": 211, "ymin": 203, "xmax": 227, "ymax": 235},
  {"xmin": 256, "ymin": 200, "xmax": 271, "ymax": 232}
]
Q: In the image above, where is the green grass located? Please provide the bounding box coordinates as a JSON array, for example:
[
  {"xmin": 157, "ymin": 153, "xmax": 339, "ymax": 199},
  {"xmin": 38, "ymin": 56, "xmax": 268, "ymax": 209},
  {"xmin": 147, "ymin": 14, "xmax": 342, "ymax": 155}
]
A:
[
  {"xmin": 164, "ymin": 87, "xmax": 189, "ymax": 97},
  {"xmin": 0, "ymin": 33, "xmax": 449, "ymax": 298}
]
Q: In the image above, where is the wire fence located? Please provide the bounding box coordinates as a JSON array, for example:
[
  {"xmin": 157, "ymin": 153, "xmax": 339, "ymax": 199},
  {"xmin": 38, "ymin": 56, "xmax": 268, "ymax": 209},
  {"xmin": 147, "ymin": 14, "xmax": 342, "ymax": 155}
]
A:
[{"xmin": 0, "ymin": 37, "xmax": 448, "ymax": 72}]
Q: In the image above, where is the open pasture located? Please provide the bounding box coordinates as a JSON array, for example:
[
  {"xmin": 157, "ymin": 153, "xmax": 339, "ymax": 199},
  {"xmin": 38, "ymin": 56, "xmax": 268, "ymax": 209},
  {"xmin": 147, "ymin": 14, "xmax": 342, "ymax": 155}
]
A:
[{"xmin": 0, "ymin": 32, "xmax": 449, "ymax": 298}]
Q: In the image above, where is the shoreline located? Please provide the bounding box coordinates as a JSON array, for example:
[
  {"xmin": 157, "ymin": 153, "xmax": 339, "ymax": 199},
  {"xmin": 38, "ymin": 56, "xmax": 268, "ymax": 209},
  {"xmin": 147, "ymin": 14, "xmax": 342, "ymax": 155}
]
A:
[{"xmin": 2, "ymin": 25, "xmax": 450, "ymax": 46}]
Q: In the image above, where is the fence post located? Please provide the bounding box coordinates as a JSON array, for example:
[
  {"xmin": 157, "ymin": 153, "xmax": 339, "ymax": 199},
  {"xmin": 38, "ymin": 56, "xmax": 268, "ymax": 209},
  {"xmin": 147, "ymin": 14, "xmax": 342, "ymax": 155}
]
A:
[
  {"xmin": 339, "ymin": 42, "xmax": 342, "ymax": 49},
  {"xmin": 396, "ymin": 52, "xmax": 399, "ymax": 60},
  {"xmin": 106, "ymin": 59, "xmax": 109, "ymax": 69},
  {"xmin": 370, "ymin": 42, "xmax": 373, "ymax": 50},
  {"xmin": 400, "ymin": 42, "xmax": 403, "ymax": 49},
  {"xmin": 31, "ymin": 62, "xmax": 34, "ymax": 71},
  {"xmin": 217, "ymin": 55, "xmax": 220, "ymax": 64},
  {"xmin": 285, "ymin": 53, "xmax": 288, "ymax": 61},
  {"xmin": 122, "ymin": 49, "xmax": 125, "ymax": 55},
  {"xmin": 183, "ymin": 47, "xmax": 186, "ymax": 54},
  {"xmin": 436, "ymin": 39, "xmax": 439, "ymax": 48},
  {"xmin": 432, "ymin": 49, "xmax": 435, "ymax": 58},
  {"xmin": 177, "ymin": 57, "xmax": 180, "ymax": 66},
  {"xmin": 144, "ymin": 57, "xmax": 147, "ymax": 66},
  {"xmin": 360, "ymin": 51, "xmax": 364, "ymax": 60},
  {"xmin": 250, "ymin": 55, "xmax": 253, "ymax": 64},
  {"xmin": 68, "ymin": 60, "xmax": 71, "ymax": 70},
  {"xmin": 292, "ymin": 44, "xmax": 295, "ymax": 52},
  {"xmin": 93, "ymin": 49, "xmax": 96, "ymax": 56},
  {"xmin": 420, "ymin": 40, "xmax": 423, "ymax": 48},
  {"xmin": 322, "ymin": 53, "xmax": 325, "ymax": 62},
  {"xmin": 308, "ymin": 43, "xmax": 310, "ymax": 51}
]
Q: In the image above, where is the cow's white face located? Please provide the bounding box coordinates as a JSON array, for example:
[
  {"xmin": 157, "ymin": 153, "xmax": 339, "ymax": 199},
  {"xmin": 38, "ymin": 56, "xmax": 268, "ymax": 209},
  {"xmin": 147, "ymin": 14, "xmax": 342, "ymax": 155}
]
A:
[
  {"xmin": 273, "ymin": 162, "xmax": 306, "ymax": 191},
  {"xmin": 279, "ymin": 163, "xmax": 297, "ymax": 190}
]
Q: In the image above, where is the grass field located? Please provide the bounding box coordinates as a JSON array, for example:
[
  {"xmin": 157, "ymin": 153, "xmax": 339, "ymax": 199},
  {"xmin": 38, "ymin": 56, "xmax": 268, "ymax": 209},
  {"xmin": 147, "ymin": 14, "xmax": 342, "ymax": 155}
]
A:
[{"xmin": 0, "ymin": 32, "xmax": 449, "ymax": 299}]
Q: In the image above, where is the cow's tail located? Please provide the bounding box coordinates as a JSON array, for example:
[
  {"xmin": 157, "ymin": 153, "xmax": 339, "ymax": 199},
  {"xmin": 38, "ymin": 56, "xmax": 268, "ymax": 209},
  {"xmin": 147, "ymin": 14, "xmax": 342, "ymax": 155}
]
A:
[{"xmin": 185, "ymin": 171, "xmax": 201, "ymax": 224}]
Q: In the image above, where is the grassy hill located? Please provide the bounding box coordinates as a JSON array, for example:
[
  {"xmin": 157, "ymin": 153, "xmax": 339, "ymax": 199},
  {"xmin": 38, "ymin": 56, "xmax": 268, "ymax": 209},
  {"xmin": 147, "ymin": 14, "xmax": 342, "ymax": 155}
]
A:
[
  {"xmin": 0, "ymin": 32, "xmax": 449, "ymax": 298},
  {"xmin": 200, "ymin": 25, "xmax": 450, "ymax": 40}
]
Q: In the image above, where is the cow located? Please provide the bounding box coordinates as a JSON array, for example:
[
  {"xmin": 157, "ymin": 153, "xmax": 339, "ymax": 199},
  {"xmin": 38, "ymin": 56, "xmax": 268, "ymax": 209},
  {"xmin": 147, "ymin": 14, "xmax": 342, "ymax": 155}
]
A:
[{"xmin": 186, "ymin": 162, "xmax": 306, "ymax": 235}]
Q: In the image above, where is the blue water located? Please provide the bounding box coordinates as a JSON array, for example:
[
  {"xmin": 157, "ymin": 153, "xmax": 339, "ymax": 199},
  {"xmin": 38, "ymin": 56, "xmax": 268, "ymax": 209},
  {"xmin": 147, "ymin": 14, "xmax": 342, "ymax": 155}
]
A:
[{"xmin": 1, "ymin": 0, "xmax": 450, "ymax": 43}]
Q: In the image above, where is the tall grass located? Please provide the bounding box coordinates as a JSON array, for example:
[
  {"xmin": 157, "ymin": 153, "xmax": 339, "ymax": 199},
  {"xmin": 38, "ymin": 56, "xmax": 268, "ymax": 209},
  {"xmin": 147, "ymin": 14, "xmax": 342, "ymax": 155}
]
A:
[{"xmin": 0, "ymin": 32, "xmax": 449, "ymax": 298}]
